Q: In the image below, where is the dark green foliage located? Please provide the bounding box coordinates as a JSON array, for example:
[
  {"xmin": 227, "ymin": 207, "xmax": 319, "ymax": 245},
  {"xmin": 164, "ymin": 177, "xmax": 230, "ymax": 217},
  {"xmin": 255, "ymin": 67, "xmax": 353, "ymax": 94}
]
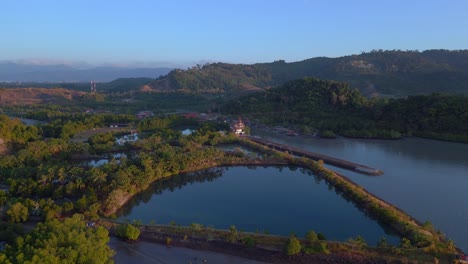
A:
[
  {"xmin": 97, "ymin": 78, "xmax": 153, "ymax": 92},
  {"xmin": 317, "ymin": 233, "xmax": 326, "ymax": 241},
  {"xmin": 0, "ymin": 115, "xmax": 40, "ymax": 145},
  {"xmin": 222, "ymin": 78, "xmax": 468, "ymax": 141},
  {"xmin": 0, "ymin": 214, "xmax": 114, "ymax": 264},
  {"xmin": 115, "ymin": 224, "xmax": 140, "ymax": 241},
  {"xmin": 320, "ymin": 130, "xmax": 336, "ymax": 139},
  {"xmin": 88, "ymin": 132, "xmax": 115, "ymax": 153},
  {"xmin": 302, "ymin": 230, "xmax": 329, "ymax": 254},
  {"xmin": 377, "ymin": 236, "xmax": 389, "ymax": 248},
  {"xmin": 149, "ymin": 50, "xmax": 468, "ymax": 97},
  {"xmin": 242, "ymin": 236, "xmax": 256, "ymax": 247},
  {"xmin": 0, "ymin": 222, "xmax": 23, "ymax": 244},
  {"xmin": 400, "ymin": 237, "xmax": 413, "ymax": 249},
  {"xmin": 150, "ymin": 63, "xmax": 272, "ymax": 94},
  {"xmin": 349, "ymin": 235, "xmax": 367, "ymax": 249}
]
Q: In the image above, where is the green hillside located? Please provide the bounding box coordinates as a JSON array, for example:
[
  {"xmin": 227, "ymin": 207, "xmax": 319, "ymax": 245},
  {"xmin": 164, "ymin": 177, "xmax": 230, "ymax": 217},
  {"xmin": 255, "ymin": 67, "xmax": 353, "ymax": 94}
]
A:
[
  {"xmin": 221, "ymin": 77, "xmax": 468, "ymax": 142},
  {"xmin": 149, "ymin": 49, "xmax": 468, "ymax": 97}
]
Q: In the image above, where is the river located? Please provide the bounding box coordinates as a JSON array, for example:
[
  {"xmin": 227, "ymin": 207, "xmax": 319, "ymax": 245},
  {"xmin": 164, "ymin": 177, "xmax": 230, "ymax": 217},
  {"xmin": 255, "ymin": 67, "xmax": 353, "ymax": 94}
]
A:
[{"xmin": 252, "ymin": 129, "xmax": 468, "ymax": 252}]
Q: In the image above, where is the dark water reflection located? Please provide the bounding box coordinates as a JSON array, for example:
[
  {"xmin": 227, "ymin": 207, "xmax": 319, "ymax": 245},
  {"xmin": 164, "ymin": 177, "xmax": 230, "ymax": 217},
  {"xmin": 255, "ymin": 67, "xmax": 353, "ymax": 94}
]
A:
[
  {"xmin": 252, "ymin": 129, "xmax": 468, "ymax": 252},
  {"xmin": 118, "ymin": 166, "xmax": 400, "ymax": 246}
]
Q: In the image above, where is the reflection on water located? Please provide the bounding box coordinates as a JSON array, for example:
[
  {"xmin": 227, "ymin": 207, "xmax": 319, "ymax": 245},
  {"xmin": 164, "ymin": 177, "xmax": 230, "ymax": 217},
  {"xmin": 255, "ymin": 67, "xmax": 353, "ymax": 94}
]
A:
[
  {"xmin": 181, "ymin": 129, "xmax": 195, "ymax": 135},
  {"xmin": 252, "ymin": 128, "xmax": 468, "ymax": 252},
  {"xmin": 116, "ymin": 133, "xmax": 139, "ymax": 146},
  {"xmin": 118, "ymin": 166, "xmax": 400, "ymax": 246},
  {"xmin": 77, "ymin": 153, "xmax": 130, "ymax": 167},
  {"xmin": 217, "ymin": 144, "xmax": 262, "ymax": 158}
]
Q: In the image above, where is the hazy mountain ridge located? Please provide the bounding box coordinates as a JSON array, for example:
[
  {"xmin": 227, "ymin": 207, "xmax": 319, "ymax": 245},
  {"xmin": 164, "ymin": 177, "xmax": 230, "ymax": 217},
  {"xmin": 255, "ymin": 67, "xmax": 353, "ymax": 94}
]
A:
[
  {"xmin": 0, "ymin": 87, "xmax": 88, "ymax": 105},
  {"xmin": 149, "ymin": 49, "xmax": 468, "ymax": 97},
  {"xmin": 0, "ymin": 62, "xmax": 172, "ymax": 82}
]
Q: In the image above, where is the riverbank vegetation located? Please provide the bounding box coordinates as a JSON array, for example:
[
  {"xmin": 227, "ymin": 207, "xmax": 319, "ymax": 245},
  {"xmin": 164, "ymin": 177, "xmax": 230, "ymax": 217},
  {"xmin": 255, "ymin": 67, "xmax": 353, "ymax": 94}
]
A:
[
  {"xmin": 101, "ymin": 218, "xmax": 455, "ymax": 264},
  {"xmin": 221, "ymin": 78, "xmax": 468, "ymax": 142},
  {"xmin": 0, "ymin": 112, "xmax": 461, "ymax": 263}
]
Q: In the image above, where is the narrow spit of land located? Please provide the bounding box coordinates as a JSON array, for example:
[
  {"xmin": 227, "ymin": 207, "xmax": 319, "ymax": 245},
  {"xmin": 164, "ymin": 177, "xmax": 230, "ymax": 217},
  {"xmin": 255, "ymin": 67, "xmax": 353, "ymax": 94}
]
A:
[{"xmin": 243, "ymin": 136, "xmax": 384, "ymax": 175}]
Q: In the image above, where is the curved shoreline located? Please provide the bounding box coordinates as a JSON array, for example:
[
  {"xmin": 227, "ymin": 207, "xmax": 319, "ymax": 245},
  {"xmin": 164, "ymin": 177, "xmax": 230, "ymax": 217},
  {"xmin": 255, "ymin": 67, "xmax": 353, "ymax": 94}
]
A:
[{"xmin": 102, "ymin": 137, "xmax": 459, "ymax": 262}]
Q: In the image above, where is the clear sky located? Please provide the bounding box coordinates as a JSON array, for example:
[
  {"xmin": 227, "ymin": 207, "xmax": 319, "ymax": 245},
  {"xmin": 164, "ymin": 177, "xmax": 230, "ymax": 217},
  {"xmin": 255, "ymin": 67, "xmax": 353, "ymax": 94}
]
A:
[{"xmin": 1, "ymin": 0, "xmax": 467, "ymax": 67}]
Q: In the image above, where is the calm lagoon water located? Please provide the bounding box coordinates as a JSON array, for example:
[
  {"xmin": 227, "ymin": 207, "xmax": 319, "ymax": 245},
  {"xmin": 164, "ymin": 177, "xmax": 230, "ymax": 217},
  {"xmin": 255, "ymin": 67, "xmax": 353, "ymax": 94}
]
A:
[
  {"xmin": 252, "ymin": 129, "xmax": 468, "ymax": 252},
  {"xmin": 118, "ymin": 166, "xmax": 400, "ymax": 246}
]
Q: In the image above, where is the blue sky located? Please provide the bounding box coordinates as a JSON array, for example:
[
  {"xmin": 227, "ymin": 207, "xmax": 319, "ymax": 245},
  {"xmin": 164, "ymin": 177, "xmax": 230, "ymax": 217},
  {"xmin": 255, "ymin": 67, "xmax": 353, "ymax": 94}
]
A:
[{"xmin": 1, "ymin": 0, "xmax": 467, "ymax": 67}]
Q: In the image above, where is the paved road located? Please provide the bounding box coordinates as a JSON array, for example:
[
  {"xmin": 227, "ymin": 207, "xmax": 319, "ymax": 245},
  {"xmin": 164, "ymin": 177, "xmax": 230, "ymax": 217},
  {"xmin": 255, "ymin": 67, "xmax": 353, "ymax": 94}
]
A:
[{"xmin": 109, "ymin": 237, "xmax": 266, "ymax": 264}]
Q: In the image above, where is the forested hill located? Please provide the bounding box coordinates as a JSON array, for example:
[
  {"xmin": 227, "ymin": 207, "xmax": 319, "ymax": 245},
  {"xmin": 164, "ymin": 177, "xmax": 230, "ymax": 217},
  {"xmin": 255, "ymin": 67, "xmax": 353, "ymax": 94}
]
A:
[
  {"xmin": 221, "ymin": 78, "xmax": 468, "ymax": 142},
  {"xmin": 148, "ymin": 49, "xmax": 468, "ymax": 97}
]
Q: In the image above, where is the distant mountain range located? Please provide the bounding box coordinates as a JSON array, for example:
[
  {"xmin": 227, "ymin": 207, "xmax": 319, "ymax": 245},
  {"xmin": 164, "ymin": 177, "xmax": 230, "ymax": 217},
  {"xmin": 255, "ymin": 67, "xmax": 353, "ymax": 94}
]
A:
[
  {"xmin": 148, "ymin": 49, "xmax": 468, "ymax": 97},
  {"xmin": 3, "ymin": 50, "xmax": 468, "ymax": 97},
  {"xmin": 0, "ymin": 62, "xmax": 172, "ymax": 82}
]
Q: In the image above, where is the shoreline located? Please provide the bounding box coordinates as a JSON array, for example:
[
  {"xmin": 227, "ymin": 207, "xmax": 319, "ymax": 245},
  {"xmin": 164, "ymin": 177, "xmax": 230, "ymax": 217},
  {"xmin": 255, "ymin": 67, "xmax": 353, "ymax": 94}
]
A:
[
  {"xmin": 104, "ymin": 222, "xmax": 421, "ymax": 264},
  {"xmin": 251, "ymin": 124, "xmax": 468, "ymax": 144},
  {"xmin": 101, "ymin": 137, "xmax": 459, "ymax": 263}
]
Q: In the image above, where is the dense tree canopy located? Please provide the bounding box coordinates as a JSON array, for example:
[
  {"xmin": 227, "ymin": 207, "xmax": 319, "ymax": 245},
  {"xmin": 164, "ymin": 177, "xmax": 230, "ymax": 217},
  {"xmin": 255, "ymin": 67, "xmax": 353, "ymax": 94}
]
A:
[
  {"xmin": 222, "ymin": 78, "xmax": 468, "ymax": 141},
  {"xmin": 147, "ymin": 50, "xmax": 468, "ymax": 97},
  {"xmin": 0, "ymin": 214, "xmax": 114, "ymax": 264}
]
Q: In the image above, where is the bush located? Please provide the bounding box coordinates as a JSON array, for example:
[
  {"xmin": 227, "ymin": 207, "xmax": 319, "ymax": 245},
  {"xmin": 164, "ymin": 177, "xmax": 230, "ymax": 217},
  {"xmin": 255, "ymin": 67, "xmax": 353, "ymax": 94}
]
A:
[
  {"xmin": 377, "ymin": 236, "xmax": 389, "ymax": 248},
  {"xmin": 165, "ymin": 237, "xmax": 172, "ymax": 246},
  {"xmin": 190, "ymin": 222, "xmax": 203, "ymax": 231},
  {"xmin": 348, "ymin": 235, "xmax": 367, "ymax": 249},
  {"xmin": 302, "ymin": 241, "xmax": 329, "ymax": 254},
  {"xmin": 317, "ymin": 232, "xmax": 327, "ymax": 241},
  {"xmin": 285, "ymin": 235, "xmax": 302, "ymax": 256},
  {"xmin": 400, "ymin": 237, "xmax": 412, "ymax": 249},
  {"xmin": 116, "ymin": 224, "xmax": 140, "ymax": 241},
  {"xmin": 302, "ymin": 230, "xmax": 329, "ymax": 254},
  {"xmin": 226, "ymin": 225, "xmax": 238, "ymax": 243},
  {"xmin": 305, "ymin": 230, "xmax": 318, "ymax": 243},
  {"xmin": 242, "ymin": 236, "xmax": 256, "ymax": 247}
]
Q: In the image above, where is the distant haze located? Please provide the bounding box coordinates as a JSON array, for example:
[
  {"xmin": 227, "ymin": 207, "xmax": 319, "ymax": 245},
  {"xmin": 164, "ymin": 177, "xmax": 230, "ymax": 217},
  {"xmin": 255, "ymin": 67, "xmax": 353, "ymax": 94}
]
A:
[{"xmin": 0, "ymin": 61, "xmax": 172, "ymax": 82}]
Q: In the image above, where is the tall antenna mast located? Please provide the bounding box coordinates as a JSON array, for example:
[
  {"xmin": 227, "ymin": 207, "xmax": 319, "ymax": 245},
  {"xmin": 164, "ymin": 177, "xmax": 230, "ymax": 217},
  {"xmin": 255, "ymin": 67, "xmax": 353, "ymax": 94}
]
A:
[{"xmin": 90, "ymin": 81, "xmax": 96, "ymax": 92}]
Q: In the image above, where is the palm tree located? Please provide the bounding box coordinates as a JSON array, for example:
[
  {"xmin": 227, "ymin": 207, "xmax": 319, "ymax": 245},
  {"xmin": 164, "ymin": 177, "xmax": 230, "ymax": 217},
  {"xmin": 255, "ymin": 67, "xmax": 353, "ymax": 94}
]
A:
[{"xmin": 90, "ymin": 168, "xmax": 107, "ymax": 191}]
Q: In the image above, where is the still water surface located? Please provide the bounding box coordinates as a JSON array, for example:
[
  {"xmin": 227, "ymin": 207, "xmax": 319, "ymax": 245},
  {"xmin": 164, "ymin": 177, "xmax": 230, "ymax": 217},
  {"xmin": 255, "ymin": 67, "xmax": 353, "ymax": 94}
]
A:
[
  {"xmin": 118, "ymin": 166, "xmax": 400, "ymax": 246},
  {"xmin": 253, "ymin": 129, "xmax": 468, "ymax": 252}
]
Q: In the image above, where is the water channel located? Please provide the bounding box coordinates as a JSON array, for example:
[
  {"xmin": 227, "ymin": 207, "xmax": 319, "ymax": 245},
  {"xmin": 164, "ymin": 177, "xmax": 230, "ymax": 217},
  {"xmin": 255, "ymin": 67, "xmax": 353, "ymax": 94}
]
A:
[{"xmin": 251, "ymin": 129, "xmax": 468, "ymax": 252}]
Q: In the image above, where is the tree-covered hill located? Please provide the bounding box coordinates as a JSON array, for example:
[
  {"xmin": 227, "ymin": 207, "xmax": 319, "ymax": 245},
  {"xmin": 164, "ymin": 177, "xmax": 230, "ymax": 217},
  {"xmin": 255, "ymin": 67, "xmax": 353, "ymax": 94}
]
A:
[
  {"xmin": 148, "ymin": 49, "xmax": 468, "ymax": 97},
  {"xmin": 221, "ymin": 77, "xmax": 468, "ymax": 142},
  {"xmin": 149, "ymin": 63, "xmax": 272, "ymax": 95}
]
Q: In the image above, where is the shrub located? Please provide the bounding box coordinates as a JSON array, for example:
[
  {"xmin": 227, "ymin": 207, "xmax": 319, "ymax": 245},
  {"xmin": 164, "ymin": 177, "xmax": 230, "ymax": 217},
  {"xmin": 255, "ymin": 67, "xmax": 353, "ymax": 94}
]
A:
[
  {"xmin": 348, "ymin": 235, "xmax": 367, "ymax": 249},
  {"xmin": 243, "ymin": 236, "xmax": 256, "ymax": 247},
  {"xmin": 6, "ymin": 202, "xmax": 29, "ymax": 223},
  {"xmin": 305, "ymin": 230, "xmax": 318, "ymax": 243},
  {"xmin": 190, "ymin": 222, "xmax": 203, "ymax": 231},
  {"xmin": 285, "ymin": 235, "xmax": 302, "ymax": 256},
  {"xmin": 317, "ymin": 232, "xmax": 327, "ymax": 241},
  {"xmin": 400, "ymin": 237, "xmax": 412, "ymax": 249},
  {"xmin": 116, "ymin": 224, "xmax": 140, "ymax": 241},
  {"xmin": 165, "ymin": 237, "xmax": 172, "ymax": 246},
  {"xmin": 377, "ymin": 236, "xmax": 389, "ymax": 248},
  {"xmin": 226, "ymin": 225, "xmax": 238, "ymax": 243}
]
